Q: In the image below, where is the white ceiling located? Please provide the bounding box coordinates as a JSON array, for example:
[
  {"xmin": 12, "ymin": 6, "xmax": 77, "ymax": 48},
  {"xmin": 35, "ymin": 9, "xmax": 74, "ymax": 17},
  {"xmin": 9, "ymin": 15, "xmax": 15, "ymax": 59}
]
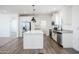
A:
[{"xmin": 0, "ymin": 5, "xmax": 64, "ymax": 14}]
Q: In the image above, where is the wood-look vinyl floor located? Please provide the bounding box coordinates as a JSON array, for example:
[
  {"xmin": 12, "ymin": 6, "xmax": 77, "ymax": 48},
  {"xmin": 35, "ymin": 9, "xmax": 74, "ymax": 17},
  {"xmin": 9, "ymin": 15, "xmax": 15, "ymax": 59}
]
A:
[{"xmin": 0, "ymin": 35, "xmax": 79, "ymax": 54}]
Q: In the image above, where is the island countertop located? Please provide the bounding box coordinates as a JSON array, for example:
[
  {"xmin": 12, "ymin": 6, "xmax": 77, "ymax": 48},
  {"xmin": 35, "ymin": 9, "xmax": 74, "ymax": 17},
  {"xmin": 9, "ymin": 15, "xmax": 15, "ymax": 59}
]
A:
[{"xmin": 24, "ymin": 30, "xmax": 43, "ymax": 34}]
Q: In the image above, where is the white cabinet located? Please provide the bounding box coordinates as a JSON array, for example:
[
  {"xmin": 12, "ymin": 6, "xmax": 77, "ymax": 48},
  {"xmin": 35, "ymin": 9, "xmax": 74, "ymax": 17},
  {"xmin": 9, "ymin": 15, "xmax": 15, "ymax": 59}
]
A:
[
  {"xmin": 23, "ymin": 30, "xmax": 43, "ymax": 49},
  {"xmin": 60, "ymin": 6, "xmax": 72, "ymax": 30},
  {"xmin": 62, "ymin": 32, "xmax": 73, "ymax": 48},
  {"xmin": 52, "ymin": 30, "xmax": 73, "ymax": 48},
  {"xmin": 52, "ymin": 32, "xmax": 57, "ymax": 42}
]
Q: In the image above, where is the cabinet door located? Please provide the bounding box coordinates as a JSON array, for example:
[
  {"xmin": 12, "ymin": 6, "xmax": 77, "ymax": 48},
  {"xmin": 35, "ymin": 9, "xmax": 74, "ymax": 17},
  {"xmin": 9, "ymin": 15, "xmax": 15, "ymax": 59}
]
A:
[
  {"xmin": 23, "ymin": 33, "xmax": 43, "ymax": 49},
  {"xmin": 62, "ymin": 33, "xmax": 72, "ymax": 48},
  {"xmin": 54, "ymin": 34, "xmax": 57, "ymax": 41},
  {"xmin": 52, "ymin": 33, "xmax": 57, "ymax": 42}
]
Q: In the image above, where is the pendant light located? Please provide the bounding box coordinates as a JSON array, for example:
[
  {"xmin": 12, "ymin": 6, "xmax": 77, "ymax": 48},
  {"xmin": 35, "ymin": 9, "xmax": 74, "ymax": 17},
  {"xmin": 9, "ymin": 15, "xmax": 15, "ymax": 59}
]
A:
[{"xmin": 31, "ymin": 5, "xmax": 36, "ymax": 22}]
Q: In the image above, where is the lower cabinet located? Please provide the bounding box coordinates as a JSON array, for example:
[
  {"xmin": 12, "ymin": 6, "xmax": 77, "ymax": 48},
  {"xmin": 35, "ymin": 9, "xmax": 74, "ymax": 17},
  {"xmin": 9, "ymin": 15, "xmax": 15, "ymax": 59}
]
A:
[
  {"xmin": 23, "ymin": 31, "xmax": 43, "ymax": 49},
  {"xmin": 52, "ymin": 32, "xmax": 73, "ymax": 48},
  {"xmin": 62, "ymin": 33, "xmax": 73, "ymax": 48},
  {"xmin": 52, "ymin": 32, "xmax": 57, "ymax": 42}
]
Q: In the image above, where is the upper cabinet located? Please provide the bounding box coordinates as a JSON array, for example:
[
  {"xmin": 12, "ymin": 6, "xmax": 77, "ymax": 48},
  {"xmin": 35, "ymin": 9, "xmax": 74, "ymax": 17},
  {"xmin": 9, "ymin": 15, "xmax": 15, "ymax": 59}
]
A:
[
  {"xmin": 52, "ymin": 6, "xmax": 72, "ymax": 30},
  {"xmin": 60, "ymin": 6, "xmax": 72, "ymax": 30}
]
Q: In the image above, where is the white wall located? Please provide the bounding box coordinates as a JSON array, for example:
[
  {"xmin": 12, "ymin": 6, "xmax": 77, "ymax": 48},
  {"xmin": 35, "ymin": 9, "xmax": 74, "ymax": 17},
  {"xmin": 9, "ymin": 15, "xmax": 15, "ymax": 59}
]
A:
[
  {"xmin": 0, "ymin": 14, "xmax": 10, "ymax": 37},
  {"xmin": 0, "ymin": 14, "xmax": 18, "ymax": 38},
  {"xmin": 72, "ymin": 6, "xmax": 79, "ymax": 51},
  {"xmin": 10, "ymin": 14, "xmax": 18, "ymax": 38}
]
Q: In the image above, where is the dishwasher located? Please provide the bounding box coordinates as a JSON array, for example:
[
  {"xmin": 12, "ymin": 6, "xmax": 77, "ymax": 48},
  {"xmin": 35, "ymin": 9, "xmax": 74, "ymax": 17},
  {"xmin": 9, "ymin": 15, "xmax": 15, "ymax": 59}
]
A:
[{"xmin": 57, "ymin": 32, "xmax": 63, "ymax": 47}]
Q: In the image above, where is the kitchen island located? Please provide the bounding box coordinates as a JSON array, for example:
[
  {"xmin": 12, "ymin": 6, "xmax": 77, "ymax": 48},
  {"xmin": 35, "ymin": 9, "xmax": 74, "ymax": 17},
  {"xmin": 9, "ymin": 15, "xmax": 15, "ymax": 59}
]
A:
[{"xmin": 23, "ymin": 30, "xmax": 43, "ymax": 49}]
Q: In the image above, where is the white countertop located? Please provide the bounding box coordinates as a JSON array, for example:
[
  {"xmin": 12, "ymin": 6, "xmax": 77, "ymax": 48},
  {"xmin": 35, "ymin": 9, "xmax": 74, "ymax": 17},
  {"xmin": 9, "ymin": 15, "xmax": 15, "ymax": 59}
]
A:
[{"xmin": 24, "ymin": 30, "xmax": 43, "ymax": 34}]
